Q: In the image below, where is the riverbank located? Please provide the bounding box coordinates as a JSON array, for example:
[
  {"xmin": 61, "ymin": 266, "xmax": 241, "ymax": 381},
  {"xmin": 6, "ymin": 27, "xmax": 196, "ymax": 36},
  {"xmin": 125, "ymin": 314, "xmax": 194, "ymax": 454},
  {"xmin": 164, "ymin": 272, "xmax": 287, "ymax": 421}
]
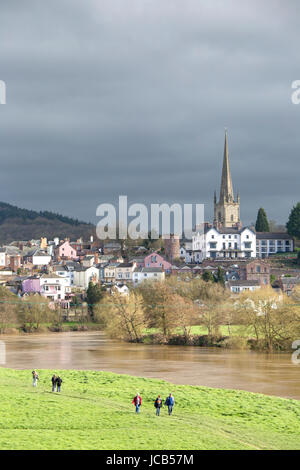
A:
[
  {"xmin": 0, "ymin": 368, "xmax": 299, "ymax": 450},
  {"xmin": 0, "ymin": 321, "xmax": 104, "ymax": 335}
]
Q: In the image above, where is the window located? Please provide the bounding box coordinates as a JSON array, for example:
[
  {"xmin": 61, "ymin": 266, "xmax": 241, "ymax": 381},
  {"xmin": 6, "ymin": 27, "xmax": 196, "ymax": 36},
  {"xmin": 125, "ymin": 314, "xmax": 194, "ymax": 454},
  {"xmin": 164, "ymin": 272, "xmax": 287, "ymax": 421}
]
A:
[{"xmin": 256, "ymin": 266, "xmax": 261, "ymax": 273}]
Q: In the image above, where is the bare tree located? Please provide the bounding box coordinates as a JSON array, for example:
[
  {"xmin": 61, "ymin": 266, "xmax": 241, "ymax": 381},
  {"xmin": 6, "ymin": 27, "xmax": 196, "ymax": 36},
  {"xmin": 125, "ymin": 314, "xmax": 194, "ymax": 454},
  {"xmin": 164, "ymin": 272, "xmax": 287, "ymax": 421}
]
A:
[
  {"xmin": 99, "ymin": 291, "xmax": 146, "ymax": 342},
  {"xmin": 235, "ymin": 288, "xmax": 299, "ymax": 351}
]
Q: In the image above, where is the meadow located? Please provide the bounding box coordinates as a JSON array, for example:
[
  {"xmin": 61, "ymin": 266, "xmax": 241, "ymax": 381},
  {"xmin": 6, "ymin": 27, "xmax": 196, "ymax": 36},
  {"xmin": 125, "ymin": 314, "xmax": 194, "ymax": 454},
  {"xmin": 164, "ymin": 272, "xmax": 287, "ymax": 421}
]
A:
[{"xmin": 0, "ymin": 368, "xmax": 299, "ymax": 450}]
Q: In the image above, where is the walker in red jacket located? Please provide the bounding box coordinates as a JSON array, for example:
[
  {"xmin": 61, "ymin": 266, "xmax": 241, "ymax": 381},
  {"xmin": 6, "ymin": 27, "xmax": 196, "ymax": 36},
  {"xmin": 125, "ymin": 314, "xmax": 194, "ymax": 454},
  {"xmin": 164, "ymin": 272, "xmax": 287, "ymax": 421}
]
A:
[{"xmin": 132, "ymin": 394, "xmax": 142, "ymax": 413}]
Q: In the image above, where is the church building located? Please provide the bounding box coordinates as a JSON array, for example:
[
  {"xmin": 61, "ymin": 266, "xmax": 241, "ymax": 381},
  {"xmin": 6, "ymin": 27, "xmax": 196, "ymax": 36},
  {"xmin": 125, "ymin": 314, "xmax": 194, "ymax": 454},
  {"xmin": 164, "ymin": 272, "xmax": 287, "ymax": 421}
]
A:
[{"xmin": 214, "ymin": 131, "xmax": 241, "ymax": 229}]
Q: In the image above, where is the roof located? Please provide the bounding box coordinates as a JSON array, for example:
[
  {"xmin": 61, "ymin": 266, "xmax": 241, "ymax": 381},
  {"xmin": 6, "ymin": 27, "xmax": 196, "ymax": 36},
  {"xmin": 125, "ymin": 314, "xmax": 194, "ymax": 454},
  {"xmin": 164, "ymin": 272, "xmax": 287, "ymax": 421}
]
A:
[
  {"xmin": 228, "ymin": 280, "xmax": 260, "ymax": 287},
  {"xmin": 205, "ymin": 226, "xmax": 255, "ymax": 235},
  {"xmin": 136, "ymin": 267, "xmax": 163, "ymax": 273},
  {"xmin": 256, "ymin": 232, "xmax": 293, "ymax": 240},
  {"xmin": 117, "ymin": 263, "xmax": 134, "ymax": 268},
  {"xmin": 41, "ymin": 273, "xmax": 63, "ymax": 279}
]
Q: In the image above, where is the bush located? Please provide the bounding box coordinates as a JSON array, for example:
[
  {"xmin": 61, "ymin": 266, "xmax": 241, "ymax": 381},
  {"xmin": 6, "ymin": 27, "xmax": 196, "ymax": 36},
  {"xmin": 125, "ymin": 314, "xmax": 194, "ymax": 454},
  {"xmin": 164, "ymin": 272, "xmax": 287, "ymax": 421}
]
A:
[
  {"xmin": 219, "ymin": 336, "xmax": 250, "ymax": 350},
  {"xmin": 192, "ymin": 335, "xmax": 224, "ymax": 347}
]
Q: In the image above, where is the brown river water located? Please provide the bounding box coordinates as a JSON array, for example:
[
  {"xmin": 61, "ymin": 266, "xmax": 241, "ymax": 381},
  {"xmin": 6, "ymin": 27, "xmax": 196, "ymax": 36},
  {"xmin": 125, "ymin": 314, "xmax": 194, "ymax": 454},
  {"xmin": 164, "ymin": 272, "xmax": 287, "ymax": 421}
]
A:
[{"xmin": 0, "ymin": 331, "xmax": 299, "ymax": 399}]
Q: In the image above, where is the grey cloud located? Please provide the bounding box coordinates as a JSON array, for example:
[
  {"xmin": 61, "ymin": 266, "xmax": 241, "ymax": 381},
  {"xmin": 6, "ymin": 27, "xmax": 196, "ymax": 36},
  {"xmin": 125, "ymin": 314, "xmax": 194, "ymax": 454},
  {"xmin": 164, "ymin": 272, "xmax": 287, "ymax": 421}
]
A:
[{"xmin": 0, "ymin": 0, "xmax": 299, "ymax": 227}]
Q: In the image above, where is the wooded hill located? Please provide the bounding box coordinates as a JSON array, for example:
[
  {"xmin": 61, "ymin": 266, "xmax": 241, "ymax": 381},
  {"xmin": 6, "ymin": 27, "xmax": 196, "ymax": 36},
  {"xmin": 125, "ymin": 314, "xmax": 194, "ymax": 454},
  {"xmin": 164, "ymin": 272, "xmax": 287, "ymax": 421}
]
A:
[{"xmin": 0, "ymin": 201, "xmax": 95, "ymax": 243}]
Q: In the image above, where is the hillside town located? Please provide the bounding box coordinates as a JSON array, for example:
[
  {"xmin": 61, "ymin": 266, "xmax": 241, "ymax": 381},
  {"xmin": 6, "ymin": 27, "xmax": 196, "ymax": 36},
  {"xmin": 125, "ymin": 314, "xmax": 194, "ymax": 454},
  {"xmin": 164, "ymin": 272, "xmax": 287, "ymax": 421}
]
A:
[{"xmin": 0, "ymin": 132, "xmax": 299, "ymax": 310}]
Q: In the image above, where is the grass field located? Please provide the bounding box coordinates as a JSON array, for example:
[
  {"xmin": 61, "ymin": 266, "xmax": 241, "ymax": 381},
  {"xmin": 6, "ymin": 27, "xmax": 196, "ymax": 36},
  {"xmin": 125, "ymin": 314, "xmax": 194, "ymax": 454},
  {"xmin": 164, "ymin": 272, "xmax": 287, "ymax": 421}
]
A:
[
  {"xmin": 0, "ymin": 368, "xmax": 299, "ymax": 450},
  {"xmin": 145, "ymin": 325, "xmax": 250, "ymax": 337}
]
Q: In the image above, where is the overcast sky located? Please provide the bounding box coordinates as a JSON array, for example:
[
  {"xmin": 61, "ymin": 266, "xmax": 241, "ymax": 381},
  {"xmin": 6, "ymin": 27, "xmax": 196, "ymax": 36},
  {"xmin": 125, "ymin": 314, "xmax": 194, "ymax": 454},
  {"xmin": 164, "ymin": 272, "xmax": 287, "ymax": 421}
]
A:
[{"xmin": 0, "ymin": 0, "xmax": 299, "ymax": 226}]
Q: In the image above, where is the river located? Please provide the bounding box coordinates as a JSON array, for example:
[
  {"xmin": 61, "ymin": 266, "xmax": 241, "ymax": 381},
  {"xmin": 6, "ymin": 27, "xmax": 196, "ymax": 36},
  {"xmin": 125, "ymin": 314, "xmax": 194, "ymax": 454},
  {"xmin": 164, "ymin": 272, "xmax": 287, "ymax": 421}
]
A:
[{"xmin": 0, "ymin": 331, "xmax": 299, "ymax": 399}]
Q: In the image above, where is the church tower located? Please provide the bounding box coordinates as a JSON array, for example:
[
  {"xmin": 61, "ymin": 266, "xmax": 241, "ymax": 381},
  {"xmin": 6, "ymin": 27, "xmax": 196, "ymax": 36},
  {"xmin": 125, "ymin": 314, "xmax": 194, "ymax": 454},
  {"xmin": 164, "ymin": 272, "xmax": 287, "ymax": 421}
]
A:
[{"xmin": 214, "ymin": 131, "xmax": 241, "ymax": 229}]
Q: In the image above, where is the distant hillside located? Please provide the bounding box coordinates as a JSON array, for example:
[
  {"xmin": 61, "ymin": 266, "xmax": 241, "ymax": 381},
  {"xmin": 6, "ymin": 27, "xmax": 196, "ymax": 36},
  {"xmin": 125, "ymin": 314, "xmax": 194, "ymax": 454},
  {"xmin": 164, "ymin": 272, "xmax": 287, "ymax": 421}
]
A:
[{"xmin": 0, "ymin": 202, "xmax": 96, "ymax": 243}]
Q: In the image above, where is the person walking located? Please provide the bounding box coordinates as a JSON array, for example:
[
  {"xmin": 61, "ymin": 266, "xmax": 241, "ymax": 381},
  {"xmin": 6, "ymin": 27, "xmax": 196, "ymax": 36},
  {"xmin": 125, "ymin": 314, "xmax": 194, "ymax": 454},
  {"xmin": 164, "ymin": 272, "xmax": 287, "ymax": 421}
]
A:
[
  {"xmin": 132, "ymin": 393, "xmax": 142, "ymax": 414},
  {"xmin": 165, "ymin": 393, "xmax": 175, "ymax": 416},
  {"xmin": 51, "ymin": 374, "xmax": 57, "ymax": 392},
  {"xmin": 32, "ymin": 370, "xmax": 39, "ymax": 388},
  {"xmin": 56, "ymin": 376, "xmax": 63, "ymax": 392},
  {"xmin": 154, "ymin": 395, "xmax": 163, "ymax": 416}
]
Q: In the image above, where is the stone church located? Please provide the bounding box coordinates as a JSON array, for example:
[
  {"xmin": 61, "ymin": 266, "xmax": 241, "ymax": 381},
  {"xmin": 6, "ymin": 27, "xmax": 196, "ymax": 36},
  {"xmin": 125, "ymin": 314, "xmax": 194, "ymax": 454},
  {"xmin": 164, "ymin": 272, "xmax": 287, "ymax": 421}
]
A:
[{"xmin": 214, "ymin": 130, "xmax": 241, "ymax": 229}]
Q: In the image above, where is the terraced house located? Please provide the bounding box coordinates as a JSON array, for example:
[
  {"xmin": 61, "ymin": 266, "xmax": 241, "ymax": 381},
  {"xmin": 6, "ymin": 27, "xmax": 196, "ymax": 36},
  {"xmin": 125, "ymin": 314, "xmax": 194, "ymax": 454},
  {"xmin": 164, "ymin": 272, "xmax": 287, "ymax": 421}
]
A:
[{"xmin": 115, "ymin": 262, "xmax": 136, "ymax": 284}]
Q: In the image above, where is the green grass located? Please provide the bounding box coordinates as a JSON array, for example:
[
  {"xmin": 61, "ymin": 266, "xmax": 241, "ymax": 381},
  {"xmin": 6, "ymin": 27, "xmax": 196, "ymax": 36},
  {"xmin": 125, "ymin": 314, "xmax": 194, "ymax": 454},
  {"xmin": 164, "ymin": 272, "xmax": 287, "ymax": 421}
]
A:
[
  {"xmin": 0, "ymin": 369, "xmax": 299, "ymax": 450},
  {"xmin": 145, "ymin": 325, "xmax": 252, "ymax": 337}
]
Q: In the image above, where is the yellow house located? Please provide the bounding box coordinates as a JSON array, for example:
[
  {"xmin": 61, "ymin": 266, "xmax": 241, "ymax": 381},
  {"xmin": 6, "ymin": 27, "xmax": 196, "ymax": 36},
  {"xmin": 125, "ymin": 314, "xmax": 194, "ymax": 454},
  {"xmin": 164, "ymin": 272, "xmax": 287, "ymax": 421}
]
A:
[{"xmin": 40, "ymin": 237, "xmax": 47, "ymax": 250}]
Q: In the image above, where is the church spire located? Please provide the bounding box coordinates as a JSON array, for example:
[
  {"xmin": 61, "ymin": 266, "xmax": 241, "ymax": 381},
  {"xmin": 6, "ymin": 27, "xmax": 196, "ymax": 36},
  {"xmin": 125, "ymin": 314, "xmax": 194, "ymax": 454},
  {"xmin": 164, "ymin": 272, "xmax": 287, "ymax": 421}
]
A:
[{"xmin": 219, "ymin": 130, "xmax": 234, "ymax": 203}]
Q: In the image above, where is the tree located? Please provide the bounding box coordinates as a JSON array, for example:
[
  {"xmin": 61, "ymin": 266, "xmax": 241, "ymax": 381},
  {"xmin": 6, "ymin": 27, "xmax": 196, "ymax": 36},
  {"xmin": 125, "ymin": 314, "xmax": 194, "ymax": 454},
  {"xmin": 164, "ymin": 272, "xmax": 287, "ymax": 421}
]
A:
[
  {"xmin": 196, "ymin": 283, "xmax": 230, "ymax": 336},
  {"xmin": 298, "ymin": 251, "xmax": 300, "ymax": 266},
  {"xmin": 99, "ymin": 291, "xmax": 146, "ymax": 342},
  {"xmin": 215, "ymin": 266, "xmax": 225, "ymax": 286},
  {"xmin": 17, "ymin": 296, "xmax": 52, "ymax": 332},
  {"xmin": 286, "ymin": 202, "xmax": 300, "ymax": 239},
  {"xmin": 235, "ymin": 288, "xmax": 299, "ymax": 351},
  {"xmin": 202, "ymin": 271, "xmax": 215, "ymax": 283},
  {"xmin": 86, "ymin": 282, "xmax": 105, "ymax": 320},
  {"xmin": 255, "ymin": 208, "xmax": 270, "ymax": 232},
  {"xmin": 137, "ymin": 281, "xmax": 180, "ymax": 339}
]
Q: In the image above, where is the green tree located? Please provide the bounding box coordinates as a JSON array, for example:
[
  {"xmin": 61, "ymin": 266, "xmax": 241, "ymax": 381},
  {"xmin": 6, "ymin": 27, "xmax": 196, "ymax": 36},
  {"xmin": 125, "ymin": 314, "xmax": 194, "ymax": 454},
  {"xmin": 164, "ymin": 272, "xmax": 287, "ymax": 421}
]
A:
[
  {"xmin": 202, "ymin": 271, "xmax": 215, "ymax": 282},
  {"xmin": 286, "ymin": 202, "xmax": 300, "ymax": 239},
  {"xmin": 215, "ymin": 266, "xmax": 225, "ymax": 286},
  {"xmin": 298, "ymin": 250, "xmax": 300, "ymax": 266},
  {"xmin": 255, "ymin": 208, "xmax": 270, "ymax": 232},
  {"xmin": 86, "ymin": 282, "xmax": 105, "ymax": 320}
]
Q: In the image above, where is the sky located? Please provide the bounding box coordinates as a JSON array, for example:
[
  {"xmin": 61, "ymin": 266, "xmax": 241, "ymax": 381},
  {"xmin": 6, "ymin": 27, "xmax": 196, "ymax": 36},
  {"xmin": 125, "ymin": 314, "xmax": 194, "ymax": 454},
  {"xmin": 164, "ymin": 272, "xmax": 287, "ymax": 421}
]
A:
[{"xmin": 0, "ymin": 0, "xmax": 299, "ymax": 226}]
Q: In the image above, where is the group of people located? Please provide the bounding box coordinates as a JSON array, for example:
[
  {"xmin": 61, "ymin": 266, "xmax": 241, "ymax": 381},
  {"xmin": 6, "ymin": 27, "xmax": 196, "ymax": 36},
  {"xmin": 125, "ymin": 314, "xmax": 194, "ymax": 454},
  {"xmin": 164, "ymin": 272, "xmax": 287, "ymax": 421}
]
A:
[
  {"xmin": 31, "ymin": 370, "xmax": 63, "ymax": 392},
  {"xmin": 51, "ymin": 374, "xmax": 63, "ymax": 392},
  {"xmin": 132, "ymin": 393, "xmax": 175, "ymax": 416},
  {"xmin": 32, "ymin": 371, "xmax": 174, "ymax": 413}
]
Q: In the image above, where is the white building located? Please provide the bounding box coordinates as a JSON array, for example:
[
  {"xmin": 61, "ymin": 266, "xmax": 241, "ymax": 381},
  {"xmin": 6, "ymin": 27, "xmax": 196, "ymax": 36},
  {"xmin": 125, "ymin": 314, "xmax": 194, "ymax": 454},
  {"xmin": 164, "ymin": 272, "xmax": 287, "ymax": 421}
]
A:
[
  {"xmin": 0, "ymin": 249, "xmax": 6, "ymax": 267},
  {"xmin": 133, "ymin": 267, "xmax": 165, "ymax": 286},
  {"xmin": 52, "ymin": 265, "xmax": 74, "ymax": 286},
  {"xmin": 115, "ymin": 262, "xmax": 136, "ymax": 284},
  {"xmin": 256, "ymin": 233, "xmax": 294, "ymax": 258},
  {"xmin": 227, "ymin": 279, "xmax": 261, "ymax": 293},
  {"xmin": 73, "ymin": 266, "xmax": 99, "ymax": 289},
  {"xmin": 181, "ymin": 227, "xmax": 256, "ymax": 263},
  {"xmin": 40, "ymin": 274, "xmax": 71, "ymax": 301},
  {"xmin": 32, "ymin": 251, "xmax": 52, "ymax": 266}
]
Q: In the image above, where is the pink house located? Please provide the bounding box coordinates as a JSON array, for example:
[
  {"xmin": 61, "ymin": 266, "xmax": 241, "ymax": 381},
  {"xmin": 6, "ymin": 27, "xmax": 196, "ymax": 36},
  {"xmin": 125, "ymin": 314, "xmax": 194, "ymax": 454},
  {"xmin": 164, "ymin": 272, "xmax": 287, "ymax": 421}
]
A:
[
  {"xmin": 143, "ymin": 252, "xmax": 172, "ymax": 272},
  {"xmin": 58, "ymin": 241, "xmax": 77, "ymax": 259}
]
